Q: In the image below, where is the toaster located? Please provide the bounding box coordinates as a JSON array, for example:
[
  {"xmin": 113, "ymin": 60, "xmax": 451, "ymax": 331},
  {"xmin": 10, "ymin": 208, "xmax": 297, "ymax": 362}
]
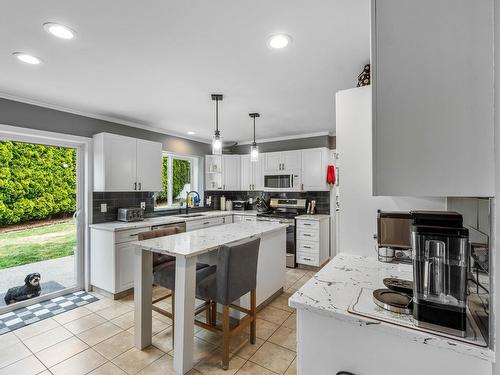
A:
[{"xmin": 117, "ymin": 207, "xmax": 144, "ymax": 222}]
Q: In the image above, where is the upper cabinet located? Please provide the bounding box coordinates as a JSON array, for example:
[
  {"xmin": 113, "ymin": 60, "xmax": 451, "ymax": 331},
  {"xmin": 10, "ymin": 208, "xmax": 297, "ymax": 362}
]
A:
[
  {"xmin": 371, "ymin": 0, "xmax": 494, "ymax": 197},
  {"xmin": 241, "ymin": 154, "xmax": 264, "ymax": 191},
  {"xmin": 301, "ymin": 148, "xmax": 329, "ymax": 191},
  {"xmin": 222, "ymin": 155, "xmax": 241, "ymax": 190},
  {"xmin": 94, "ymin": 133, "xmax": 162, "ymax": 192},
  {"xmin": 205, "ymin": 155, "xmax": 223, "ymax": 190},
  {"xmin": 264, "ymin": 150, "xmax": 301, "ymax": 172}
]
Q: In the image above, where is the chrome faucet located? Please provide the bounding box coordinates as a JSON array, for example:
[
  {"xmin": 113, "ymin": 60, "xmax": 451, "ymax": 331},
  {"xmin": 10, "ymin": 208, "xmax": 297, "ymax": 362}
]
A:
[{"xmin": 185, "ymin": 191, "xmax": 200, "ymax": 214}]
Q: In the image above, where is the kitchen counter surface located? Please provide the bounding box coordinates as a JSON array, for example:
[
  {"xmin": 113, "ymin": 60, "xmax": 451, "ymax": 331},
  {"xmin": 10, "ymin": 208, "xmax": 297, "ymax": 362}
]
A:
[
  {"xmin": 89, "ymin": 210, "xmax": 259, "ymax": 232},
  {"xmin": 289, "ymin": 253, "xmax": 494, "ymax": 362},
  {"xmin": 133, "ymin": 221, "xmax": 287, "ymax": 258},
  {"xmin": 295, "ymin": 214, "xmax": 330, "ymax": 221}
]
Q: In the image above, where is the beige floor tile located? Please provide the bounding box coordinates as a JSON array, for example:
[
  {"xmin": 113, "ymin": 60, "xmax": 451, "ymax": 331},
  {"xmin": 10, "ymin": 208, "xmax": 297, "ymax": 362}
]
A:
[
  {"xmin": 14, "ymin": 317, "xmax": 60, "ymax": 341},
  {"xmin": 0, "ymin": 341, "xmax": 31, "ymax": 368},
  {"xmin": 111, "ymin": 311, "xmax": 135, "ymax": 330},
  {"xmin": 53, "ymin": 306, "xmax": 92, "ymax": 325},
  {"xmin": 24, "ymin": 325, "xmax": 73, "ymax": 353},
  {"xmin": 284, "ymin": 273, "xmax": 301, "ymax": 285},
  {"xmin": 254, "ymin": 319, "xmax": 279, "ymax": 340},
  {"xmin": 85, "ymin": 298, "xmax": 117, "ymax": 312},
  {"xmin": 77, "ymin": 322, "xmax": 123, "ymax": 346},
  {"xmin": 112, "ymin": 346, "xmax": 163, "ymax": 374},
  {"xmin": 257, "ymin": 306, "xmax": 291, "ymax": 326},
  {"xmin": 291, "ymin": 276, "xmax": 309, "ymax": 290},
  {"xmin": 49, "ymin": 348, "xmax": 107, "ymax": 375},
  {"xmin": 152, "ymin": 310, "xmax": 173, "ymax": 324},
  {"xmin": 250, "ymin": 342, "xmax": 295, "ymax": 374},
  {"xmin": 227, "ymin": 332, "xmax": 264, "ymax": 360},
  {"xmin": 35, "ymin": 336, "xmax": 89, "ymax": 368},
  {"xmin": 127, "ymin": 317, "xmax": 170, "ymax": 336},
  {"xmin": 95, "ymin": 303, "xmax": 133, "ymax": 321},
  {"xmin": 37, "ymin": 371, "xmax": 51, "ymax": 375},
  {"xmin": 268, "ymin": 326, "xmax": 296, "ymax": 352},
  {"xmin": 281, "ymin": 314, "xmax": 296, "ymax": 330},
  {"xmin": 93, "ymin": 331, "xmax": 134, "ymax": 360},
  {"xmin": 285, "ymin": 268, "xmax": 307, "ymax": 278},
  {"xmin": 236, "ymin": 361, "xmax": 276, "ymax": 375},
  {"xmin": 194, "ymin": 350, "xmax": 245, "ymax": 375},
  {"xmin": 195, "ymin": 327, "xmax": 222, "ymax": 347},
  {"xmin": 136, "ymin": 354, "xmax": 176, "ymax": 375},
  {"xmin": 0, "ymin": 354, "xmax": 45, "ymax": 375},
  {"xmin": 151, "ymin": 327, "xmax": 173, "ymax": 353},
  {"xmin": 0, "ymin": 331, "xmax": 20, "ymax": 350},
  {"xmin": 167, "ymin": 337, "xmax": 218, "ymax": 364},
  {"xmin": 268, "ymin": 293, "xmax": 294, "ymax": 313},
  {"xmin": 152, "ymin": 287, "xmax": 171, "ymax": 301},
  {"xmin": 88, "ymin": 362, "xmax": 127, "ymax": 375},
  {"xmin": 64, "ymin": 313, "xmax": 107, "ymax": 334},
  {"xmin": 284, "ymin": 285, "xmax": 298, "ymax": 294},
  {"xmin": 284, "ymin": 358, "xmax": 296, "ymax": 375}
]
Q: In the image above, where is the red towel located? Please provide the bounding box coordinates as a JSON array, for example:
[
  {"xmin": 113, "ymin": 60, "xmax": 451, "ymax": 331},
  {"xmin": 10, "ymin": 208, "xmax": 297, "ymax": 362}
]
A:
[{"xmin": 326, "ymin": 165, "xmax": 336, "ymax": 185}]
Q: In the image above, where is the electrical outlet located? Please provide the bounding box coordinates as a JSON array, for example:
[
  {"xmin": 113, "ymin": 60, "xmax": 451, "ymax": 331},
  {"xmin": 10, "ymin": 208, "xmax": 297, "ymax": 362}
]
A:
[
  {"xmin": 100, "ymin": 203, "xmax": 107, "ymax": 213},
  {"xmin": 140, "ymin": 201, "xmax": 146, "ymax": 209}
]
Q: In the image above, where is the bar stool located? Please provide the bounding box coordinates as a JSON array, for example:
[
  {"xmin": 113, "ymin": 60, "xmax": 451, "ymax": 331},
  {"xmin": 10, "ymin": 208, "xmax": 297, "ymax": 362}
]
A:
[{"xmin": 195, "ymin": 236, "xmax": 261, "ymax": 370}]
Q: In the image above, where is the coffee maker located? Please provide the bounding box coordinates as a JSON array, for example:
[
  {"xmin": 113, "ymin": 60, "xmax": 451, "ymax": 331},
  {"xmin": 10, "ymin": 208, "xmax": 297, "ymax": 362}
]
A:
[{"xmin": 411, "ymin": 211, "xmax": 469, "ymax": 337}]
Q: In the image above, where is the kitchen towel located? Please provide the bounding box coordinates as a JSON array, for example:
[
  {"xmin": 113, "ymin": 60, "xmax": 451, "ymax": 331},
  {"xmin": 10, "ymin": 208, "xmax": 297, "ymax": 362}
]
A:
[{"xmin": 327, "ymin": 165, "xmax": 336, "ymax": 185}]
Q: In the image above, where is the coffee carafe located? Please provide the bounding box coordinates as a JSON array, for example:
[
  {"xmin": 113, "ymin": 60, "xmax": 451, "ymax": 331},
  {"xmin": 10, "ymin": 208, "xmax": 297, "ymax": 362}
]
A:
[{"xmin": 411, "ymin": 211, "xmax": 469, "ymax": 337}]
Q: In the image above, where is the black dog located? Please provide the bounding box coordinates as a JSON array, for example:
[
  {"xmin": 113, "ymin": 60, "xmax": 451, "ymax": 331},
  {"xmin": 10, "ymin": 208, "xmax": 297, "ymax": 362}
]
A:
[{"xmin": 4, "ymin": 273, "xmax": 41, "ymax": 305}]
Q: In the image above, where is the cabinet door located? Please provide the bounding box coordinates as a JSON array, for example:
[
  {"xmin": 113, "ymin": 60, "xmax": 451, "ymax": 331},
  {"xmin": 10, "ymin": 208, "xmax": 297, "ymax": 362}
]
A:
[
  {"xmin": 282, "ymin": 151, "xmax": 301, "ymax": 171},
  {"xmin": 240, "ymin": 155, "xmax": 253, "ymax": 191},
  {"xmin": 222, "ymin": 155, "xmax": 241, "ymax": 190},
  {"xmin": 301, "ymin": 148, "xmax": 327, "ymax": 191},
  {"xmin": 205, "ymin": 155, "xmax": 223, "ymax": 190},
  {"xmin": 264, "ymin": 152, "xmax": 282, "ymax": 172},
  {"xmin": 252, "ymin": 156, "xmax": 264, "ymax": 190},
  {"xmin": 136, "ymin": 139, "xmax": 163, "ymax": 192},
  {"xmin": 372, "ymin": 0, "xmax": 494, "ymax": 196},
  {"xmin": 101, "ymin": 133, "xmax": 137, "ymax": 191},
  {"xmin": 233, "ymin": 215, "xmax": 243, "ymax": 223},
  {"xmin": 116, "ymin": 242, "xmax": 136, "ymax": 292}
]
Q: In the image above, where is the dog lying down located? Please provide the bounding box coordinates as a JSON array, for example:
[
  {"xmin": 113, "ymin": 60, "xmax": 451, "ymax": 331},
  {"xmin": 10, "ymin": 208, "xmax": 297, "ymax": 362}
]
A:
[{"xmin": 4, "ymin": 273, "xmax": 41, "ymax": 305}]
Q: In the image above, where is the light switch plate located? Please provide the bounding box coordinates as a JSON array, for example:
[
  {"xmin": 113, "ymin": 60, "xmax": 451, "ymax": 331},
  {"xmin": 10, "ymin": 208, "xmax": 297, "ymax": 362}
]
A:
[
  {"xmin": 100, "ymin": 203, "xmax": 107, "ymax": 213},
  {"xmin": 140, "ymin": 202, "xmax": 146, "ymax": 209}
]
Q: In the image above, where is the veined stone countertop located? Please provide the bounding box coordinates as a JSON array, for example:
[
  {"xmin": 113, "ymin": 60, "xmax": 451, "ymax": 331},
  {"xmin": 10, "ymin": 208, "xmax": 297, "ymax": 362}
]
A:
[
  {"xmin": 132, "ymin": 221, "xmax": 287, "ymax": 258},
  {"xmin": 89, "ymin": 210, "xmax": 259, "ymax": 232},
  {"xmin": 289, "ymin": 253, "xmax": 494, "ymax": 363},
  {"xmin": 295, "ymin": 214, "xmax": 330, "ymax": 221}
]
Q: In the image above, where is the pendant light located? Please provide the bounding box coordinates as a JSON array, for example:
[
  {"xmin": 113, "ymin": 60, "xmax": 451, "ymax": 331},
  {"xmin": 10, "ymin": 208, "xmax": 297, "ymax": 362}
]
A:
[
  {"xmin": 211, "ymin": 94, "xmax": 223, "ymax": 155},
  {"xmin": 249, "ymin": 113, "xmax": 260, "ymax": 162}
]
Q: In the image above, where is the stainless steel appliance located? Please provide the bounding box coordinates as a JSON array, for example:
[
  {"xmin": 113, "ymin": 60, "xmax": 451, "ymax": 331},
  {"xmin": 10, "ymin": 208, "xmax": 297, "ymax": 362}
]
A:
[
  {"xmin": 263, "ymin": 172, "xmax": 301, "ymax": 191},
  {"xmin": 411, "ymin": 211, "xmax": 469, "ymax": 337},
  {"xmin": 376, "ymin": 210, "xmax": 413, "ymax": 262},
  {"xmin": 117, "ymin": 207, "xmax": 144, "ymax": 222},
  {"xmin": 232, "ymin": 200, "xmax": 247, "ymax": 211},
  {"xmin": 257, "ymin": 198, "xmax": 307, "ymax": 268}
]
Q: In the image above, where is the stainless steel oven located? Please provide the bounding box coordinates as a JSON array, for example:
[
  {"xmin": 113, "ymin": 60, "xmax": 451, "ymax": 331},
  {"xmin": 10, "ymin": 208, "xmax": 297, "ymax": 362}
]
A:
[{"xmin": 263, "ymin": 172, "xmax": 301, "ymax": 191}]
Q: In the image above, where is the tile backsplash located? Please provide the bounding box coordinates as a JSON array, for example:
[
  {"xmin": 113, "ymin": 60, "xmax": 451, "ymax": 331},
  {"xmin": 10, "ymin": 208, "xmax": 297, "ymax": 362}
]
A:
[{"xmin": 93, "ymin": 192, "xmax": 156, "ymax": 223}]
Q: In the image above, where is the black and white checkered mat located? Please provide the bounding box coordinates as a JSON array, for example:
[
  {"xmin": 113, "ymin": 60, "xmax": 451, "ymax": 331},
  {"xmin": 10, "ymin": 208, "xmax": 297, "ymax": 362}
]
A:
[{"xmin": 0, "ymin": 290, "xmax": 98, "ymax": 335}]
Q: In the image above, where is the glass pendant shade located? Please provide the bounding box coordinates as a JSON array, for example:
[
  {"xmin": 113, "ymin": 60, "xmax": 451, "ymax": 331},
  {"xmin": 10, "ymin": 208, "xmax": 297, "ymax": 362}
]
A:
[
  {"xmin": 211, "ymin": 94, "xmax": 223, "ymax": 155},
  {"xmin": 250, "ymin": 143, "xmax": 259, "ymax": 162},
  {"xmin": 212, "ymin": 133, "xmax": 222, "ymax": 155}
]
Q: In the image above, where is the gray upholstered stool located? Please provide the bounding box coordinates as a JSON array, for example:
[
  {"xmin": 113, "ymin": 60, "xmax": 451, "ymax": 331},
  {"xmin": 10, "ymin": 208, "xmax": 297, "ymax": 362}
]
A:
[{"xmin": 195, "ymin": 236, "xmax": 261, "ymax": 370}]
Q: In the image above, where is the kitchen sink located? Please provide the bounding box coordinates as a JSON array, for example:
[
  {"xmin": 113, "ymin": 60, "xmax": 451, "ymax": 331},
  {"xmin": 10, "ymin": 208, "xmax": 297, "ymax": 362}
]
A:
[{"xmin": 174, "ymin": 213, "xmax": 205, "ymax": 218}]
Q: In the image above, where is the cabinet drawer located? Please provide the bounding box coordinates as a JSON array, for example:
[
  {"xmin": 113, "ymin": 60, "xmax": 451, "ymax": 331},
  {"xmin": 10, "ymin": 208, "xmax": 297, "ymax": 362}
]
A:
[
  {"xmin": 297, "ymin": 220, "xmax": 320, "ymax": 230},
  {"xmin": 297, "ymin": 240, "xmax": 320, "ymax": 254},
  {"xmin": 187, "ymin": 217, "xmax": 224, "ymax": 231},
  {"xmin": 297, "ymin": 252, "xmax": 318, "ymax": 266},
  {"xmin": 297, "ymin": 228, "xmax": 319, "ymax": 242},
  {"xmin": 243, "ymin": 216, "xmax": 257, "ymax": 222},
  {"xmin": 116, "ymin": 227, "xmax": 150, "ymax": 244}
]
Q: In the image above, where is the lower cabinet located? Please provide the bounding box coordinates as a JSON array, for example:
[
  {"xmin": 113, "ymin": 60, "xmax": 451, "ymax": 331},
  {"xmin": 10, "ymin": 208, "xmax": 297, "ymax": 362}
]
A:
[
  {"xmin": 233, "ymin": 214, "xmax": 257, "ymax": 223},
  {"xmin": 186, "ymin": 216, "xmax": 226, "ymax": 231},
  {"xmin": 296, "ymin": 217, "xmax": 330, "ymax": 267}
]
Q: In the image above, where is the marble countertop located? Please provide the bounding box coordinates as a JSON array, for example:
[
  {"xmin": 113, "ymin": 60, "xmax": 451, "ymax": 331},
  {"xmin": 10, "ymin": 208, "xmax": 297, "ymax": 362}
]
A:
[
  {"xmin": 89, "ymin": 210, "xmax": 259, "ymax": 232},
  {"xmin": 289, "ymin": 253, "xmax": 494, "ymax": 363},
  {"xmin": 133, "ymin": 221, "xmax": 287, "ymax": 258},
  {"xmin": 295, "ymin": 214, "xmax": 330, "ymax": 221}
]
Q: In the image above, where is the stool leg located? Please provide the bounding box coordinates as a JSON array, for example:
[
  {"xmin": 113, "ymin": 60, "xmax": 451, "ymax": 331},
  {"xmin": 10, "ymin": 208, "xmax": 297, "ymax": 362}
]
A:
[
  {"xmin": 205, "ymin": 302, "xmax": 211, "ymax": 324},
  {"xmin": 222, "ymin": 304, "xmax": 230, "ymax": 370},
  {"xmin": 250, "ymin": 288, "xmax": 256, "ymax": 345},
  {"xmin": 210, "ymin": 301, "xmax": 217, "ymax": 326}
]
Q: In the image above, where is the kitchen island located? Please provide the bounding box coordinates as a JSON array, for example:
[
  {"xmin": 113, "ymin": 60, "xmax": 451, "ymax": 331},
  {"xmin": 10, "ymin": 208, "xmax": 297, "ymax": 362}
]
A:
[
  {"xmin": 133, "ymin": 221, "xmax": 287, "ymax": 374},
  {"xmin": 289, "ymin": 253, "xmax": 494, "ymax": 375}
]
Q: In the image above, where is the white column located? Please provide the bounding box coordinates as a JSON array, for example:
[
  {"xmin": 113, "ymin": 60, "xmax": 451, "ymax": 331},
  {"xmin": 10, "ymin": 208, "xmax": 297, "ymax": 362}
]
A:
[
  {"xmin": 134, "ymin": 247, "xmax": 152, "ymax": 349},
  {"xmin": 173, "ymin": 255, "xmax": 197, "ymax": 374}
]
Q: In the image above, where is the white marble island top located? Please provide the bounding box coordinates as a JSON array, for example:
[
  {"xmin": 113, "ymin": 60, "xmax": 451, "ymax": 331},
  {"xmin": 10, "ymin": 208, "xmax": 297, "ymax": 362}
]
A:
[
  {"xmin": 289, "ymin": 253, "xmax": 494, "ymax": 363},
  {"xmin": 133, "ymin": 221, "xmax": 287, "ymax": 258}
]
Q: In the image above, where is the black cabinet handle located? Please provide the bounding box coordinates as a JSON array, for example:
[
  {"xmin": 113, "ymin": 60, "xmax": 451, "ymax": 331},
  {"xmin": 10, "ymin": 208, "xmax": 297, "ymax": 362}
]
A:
[{"xmin": 336, "ymin": 372, "xmax": 357, "ymax": 375}]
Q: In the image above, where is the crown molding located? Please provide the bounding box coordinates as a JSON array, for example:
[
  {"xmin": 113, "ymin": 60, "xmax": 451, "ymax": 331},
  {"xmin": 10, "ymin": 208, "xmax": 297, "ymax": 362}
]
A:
[{"xmin": 0, "ymin": 91, "xmax": 212, "ymax": 144}]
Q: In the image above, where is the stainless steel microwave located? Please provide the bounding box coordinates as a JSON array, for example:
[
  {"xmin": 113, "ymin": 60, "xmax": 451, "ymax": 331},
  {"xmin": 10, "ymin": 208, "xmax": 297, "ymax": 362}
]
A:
[{"xmin": 263, "ymin": 172, "xmax": 301, "ymax": 191}]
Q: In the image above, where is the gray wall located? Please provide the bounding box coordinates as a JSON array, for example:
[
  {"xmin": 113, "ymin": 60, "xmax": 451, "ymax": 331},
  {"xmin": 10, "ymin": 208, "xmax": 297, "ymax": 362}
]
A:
[
  {"xmin": 0, "ymin": 98, "xmax": 211, "ymax": 156},
  {"xmin": 232, "ymin": 135, "xmax": 335, "ymax": 154}
]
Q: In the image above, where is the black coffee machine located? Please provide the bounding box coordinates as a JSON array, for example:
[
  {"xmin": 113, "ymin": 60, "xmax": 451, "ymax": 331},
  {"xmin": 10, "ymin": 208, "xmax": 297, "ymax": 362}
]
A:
[{"xmin": 411, "ymin": 211, "xmax": 469, "ymax": 337}]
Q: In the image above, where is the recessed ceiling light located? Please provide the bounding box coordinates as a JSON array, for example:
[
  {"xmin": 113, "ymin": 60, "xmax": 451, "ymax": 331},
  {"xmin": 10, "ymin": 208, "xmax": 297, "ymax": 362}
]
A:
[
  {"xmin": 268, "ymin": 34, "xmax": 292, "ymax": 49},
  {"xmin": 43, "ymin": 22, "xmax": 76, "ymax": 39},
  {"xmin": 12, "ymin": 52, "xmax": 42, "ymax": 65},
  {"xmin": 187, "ymin": 131, "xmax": 195, "ymax": 135}
]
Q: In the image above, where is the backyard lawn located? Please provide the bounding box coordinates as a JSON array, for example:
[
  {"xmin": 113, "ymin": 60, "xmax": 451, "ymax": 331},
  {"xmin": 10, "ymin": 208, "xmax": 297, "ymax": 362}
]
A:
[{"xmin": 0, "ymin": 220, "xmax": 76, "ymax": 269}]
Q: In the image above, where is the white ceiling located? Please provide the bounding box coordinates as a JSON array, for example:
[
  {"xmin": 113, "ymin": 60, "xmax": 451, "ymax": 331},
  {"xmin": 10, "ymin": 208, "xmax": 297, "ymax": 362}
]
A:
[{"xmin": 0, "ymin": 0, "xmax": 370, "ymax": 143}]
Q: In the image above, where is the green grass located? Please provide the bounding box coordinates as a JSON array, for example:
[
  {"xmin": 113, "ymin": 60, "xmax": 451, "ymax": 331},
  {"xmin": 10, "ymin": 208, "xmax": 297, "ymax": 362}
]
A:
[{"xmin": 0, "ymin": 221, "xmax": 76, "ymax": 269}]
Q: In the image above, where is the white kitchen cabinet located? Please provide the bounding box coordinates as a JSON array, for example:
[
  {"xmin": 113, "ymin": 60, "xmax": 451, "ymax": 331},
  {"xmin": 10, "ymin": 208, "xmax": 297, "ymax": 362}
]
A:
[
  {"xmin": 186, "ymin": 216, "xmax": 225, "ymax": 231},
  {"xmin": 371, "ymin": 0, "xmax": 494, "ymax": 196},
  {"xmin": 241, "ymin": 154, "xmax": 264, "ymax": 191},
  {"xmin": 301, "ymin": 148, "xmax": 329, "ymax": 191},
  {"xmin": 296, "ymin": 216, "xmax": 330, "ymax": 267},
  {"xmin": 234, "ymin": 214, "xmax": 257, "ymax": 223},
  {"xmin": 222, "ymin": 155, "xmax": 241, "ymax": 190},
  {"xmin": 264, "ymin": 151, "xmax": 301, "ymax": 172},
  {"xmin": 205, "ymin": 155, "xmax": 223, "ymax": 190},
  {"xmin": 94, "ymin": 133, "xmax": 163, "ymax": 192}
]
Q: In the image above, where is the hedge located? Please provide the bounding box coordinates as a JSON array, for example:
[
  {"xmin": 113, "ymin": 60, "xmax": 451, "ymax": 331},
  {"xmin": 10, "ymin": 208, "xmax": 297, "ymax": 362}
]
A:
[
  {"xmin": 156, "ymin": 157, "xmax": 191, "ymax": 204},
  {"xmin": 0, "ymin": 141, "xmax": 76, "ymax": 225}
]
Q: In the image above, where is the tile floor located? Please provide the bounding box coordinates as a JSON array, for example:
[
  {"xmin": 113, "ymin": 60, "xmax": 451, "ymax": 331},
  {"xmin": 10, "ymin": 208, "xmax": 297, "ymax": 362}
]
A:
[{"xmin": 0, "ymin": 267, "xmax": 316, "ymax": 375}]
